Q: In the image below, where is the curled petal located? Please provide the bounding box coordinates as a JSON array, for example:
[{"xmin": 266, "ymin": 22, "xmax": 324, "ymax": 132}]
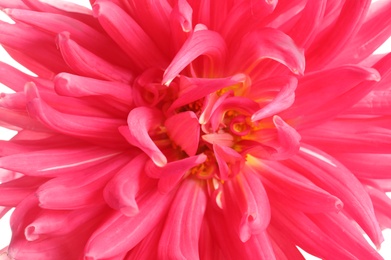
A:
[
  {"xmin": 158, "ymin": 179, "xmax": 207, "ymax": 260},
  {"xmin": 163, "ymin": 25, "xmax": 227, "ymax": 85},
  {"xmin": 54, "ymin": 73, "xmax": 133, "ymax": 105},
  {"xmin": 120, "ymin": 107, "xmax": 167, "ymax": 166},
  {"xmin": 251, "ymin": 76, "xmax": 297, "ymax": 121},
  {"xmin": 223, "ymin": 166, "xmax": 270, "ymax": 242},
  {"xmin": 229, "ymin": 27, "xmax": 305, "ymax": 75},
  {"xmin": 165, "ymin": 111, "xmax": 200, "ymax": 156},
  {"xmin": 103, "ymin": 154, "xmax": 148, "ymax": 216},
  {"xmin": 213, "ymin": 144, "xmax": 242, "ymax": 180}
]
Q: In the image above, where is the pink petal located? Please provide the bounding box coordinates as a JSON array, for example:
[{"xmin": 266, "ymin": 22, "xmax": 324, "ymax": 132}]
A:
[
  {"xmin": 168, "ymin": 75, "xmax": 237, "ymax": 113},
  {"xmin": 146, "ymin": 154, "xmax": 207, "ymax": 193},
  {"xmin": 251, "ymin": 76, "xmax": 297, "ymax": 121},
  {"xmin": 120, "ymin": 107, "xmax": 167, "ymax": 166},
  {"xmin": 103, "ymin": 154, "xmax": 148, "ymax": 216},
  {"xmin": 165, "ymin": 111, "xmax": 200, "ymax": 156},
  {"xmin": 93, "ymin": 1, "xmax": 167, "ymax": 70},
  {"xmin": 169, "ymin": 0, "xmax": 193, "ymax": 52},
  {"xmin": 4, "ymin": 8, "xmax": 131, "ymax": 67},
  {"xmin": 57, "ymin": 32, "xmax": 133, "ymax": 83},
  {"xmin": 292, "ymin": 144, "xmax": 384, "ymax": 247},
  {"xmin": 84, "ymin": 190, "xmax": 174, "ymax": 259},
  {"xmin": 0, "ymin": 22, "xmax": 71, "ymax": 78},
  {"xmin": 229, "ymin": 27, "xmax": 305, "ymax": 76},
  {"xmin": 54, "ymin": 72, "xmax": 133, "ymax": 105},
  {"xmin": 223, "ymin": 166, "xmax": 270, "ymax": 242},
  {"xmin": 288, "ymin": 0, "xmax": 327, "ymax": 49},
  {"xmin": 213, "ymin": 144, "xmax": 242, "ymax": 180},
  {"xmin": 158, "ymin": 179, "xmax": 207, "ymax": 260},
  {"xmin": 36, "ymin": 154, "xmax": 130, "ymax": 210},
  {"xmin": 0, "ymin": 176, "xmax": 46, "ymax": 206},
  {"xmin": 162, "ymin": 25, "xmax": 227, "ymax": 85},
  {"xmin": 306, "ymin": 0, "xmax": 371, "ymax": 70}
]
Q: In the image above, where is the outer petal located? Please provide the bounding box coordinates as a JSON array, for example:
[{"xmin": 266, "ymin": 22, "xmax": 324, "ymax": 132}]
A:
[
  {"xmin": 57, "ymin": 32, "xmax": 133, "ymax": 83},
  {"xmin": 93, "ymin": 1, "xmax": 167, "ymax": 70},
  {"xmin": 290, "ymin": 145, "xmax": 384, "ymax": 247},
  {"xmin": 158, "ymin": 179, "xmax": 207, "ymax": 260},
  {"xmin": 84, "ymin": 189, "xmax": 174, "ymax": 259}
]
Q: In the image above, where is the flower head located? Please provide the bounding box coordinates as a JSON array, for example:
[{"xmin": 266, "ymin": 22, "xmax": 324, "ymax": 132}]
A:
[{"xmin": 1, "ymin": 0, "xmax": 391, "ymax": 259}]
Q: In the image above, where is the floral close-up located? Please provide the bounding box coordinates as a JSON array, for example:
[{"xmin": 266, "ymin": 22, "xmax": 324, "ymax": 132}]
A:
[{"xmin": 1, "ymin": 0, "xmax": 391, "ymax": 259}]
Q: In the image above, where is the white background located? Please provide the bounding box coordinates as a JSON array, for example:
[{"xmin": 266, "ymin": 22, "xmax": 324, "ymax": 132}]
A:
[{"xmin": 0, "ymin": 0, "xmax": 391, "ymax": 259}]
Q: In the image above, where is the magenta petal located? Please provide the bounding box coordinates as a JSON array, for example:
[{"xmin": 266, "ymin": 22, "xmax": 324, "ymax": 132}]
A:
[
  {"xmin": 103, "ymin": 154, "xmax": 148, "ymax": 216},
  {"xmin": 57, "ymin": 32, "xmax": 133, "ymax": 83},
  {"xmin": 93, "ymin": 1, "xmax": 167, "ymax": 70},
  {"xmin": 120, "ymin": 107, "xmax": 167, "ymax": 166},
  {"xmin": 223, "ymin": 166, "xmax": 270, "ymax": 242},
  {"xmin": 158, "ymin": 179, "xmax": 207, "ymax": 260},
  {"xmin": 162, "ymin": 25, "xmax": 227, "ymax": 85},
  {"xmin": 165, "ymin": 111, "xmax": 200, "ymax": 156},
  {"xmin": 85, "ymin": 190, "xmax": 174, "ymax": 259},
  {"xmin": 146, "ymin": 154, "xmax": 207, "ymax": 193},
  {"xmin": 229, "ymin": 27, "xmax": 305, "ymax": 75}
]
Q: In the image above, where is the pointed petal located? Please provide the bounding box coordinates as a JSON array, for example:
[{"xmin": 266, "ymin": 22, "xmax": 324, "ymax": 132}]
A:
[
  {"xmin": 292, "ymin": 145, "xmax": 384, "ymax": 247},
  {"xmin": 54, "ymin": 72, "xmax": 133, "ymax": 105},
  {"xmin": 213, "ymin": 144, "xmax": 242, "ymax": 180},
  {"xmin": 223, "ymin": 167, "xmax": 270, "ymax": 242},
  {"xmin": 103, "ymin": 154, "xmax": 148, "ymax": 216},
  {"xmin": 163, "ymin": 25, "xmax": 227, "ymax": 85},
  {"xmin": 251, "ymin": 77, "xmax": 297, "ymax": 121},
  {"xmin": 0, "ymin": 176, "xmax": 46, "ymax": 206},
  {"xmin": 57, "ymin": 32, "xmax": 133, "ymax": 83},
  {"xmin": 120, "ymin": 107, "xmax": 167, "ymax": 166},
  {"xmin": 165, "ymin": 111, "xmax": 200, "ymax": 156},
  {"xmin": 158, "ymin": 179, "xmax": 207, "ymax": 260},
  {"xmin": 93, "ymin": 1, "xmax": 167, "ymax": 70},
  {"xmin": 229, "ymin": 27, "xmax": 305, "ymax": 75},
  {"xmin": 85, "ymin": 190, "xmax": 174, "ymax": 259},
  {"xmin": 306, "ymin": 0, "xmax": 372, "ymax": 70}
]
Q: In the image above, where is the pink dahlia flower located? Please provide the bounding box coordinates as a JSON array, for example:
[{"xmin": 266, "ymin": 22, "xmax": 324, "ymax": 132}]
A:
[{"xmin": 1, "ymin": 0, "xmax": 391, "ymax": 259}]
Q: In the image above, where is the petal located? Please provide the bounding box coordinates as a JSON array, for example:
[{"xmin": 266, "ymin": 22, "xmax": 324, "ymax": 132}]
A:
[
  {"xmin": 0, "ymin": 146, "xmax": 120, "ymax": 177},
  {"xmin": 158, "ymin": 179, "xmax": 207, "ymax": 260},
  {"xmin": 257, "ymin": 161, "xmax": 343, "ymax": 213},
  {"xmin": 251, "ymin": 76, "xmax": 297, "ymax": 121},
  {"xmin": 36, "ymin": 154, "xmax": 130, "ymax": 210},
  {"xmin": 54, "ymin": 72, "xmax": 133, "ymax": 105},
  {"xmin": 213, "ymin": 144, "xmax": 242, "ymax": 180},
  {"xmin": 93, "ymin": 1, "xmax": 167, "ymax": 70},
  {"xmin": 146, "ymin": 154, "xmax": 207, "ymax": 193},
  {"xmin": 222, "ymin": 166, "xmax": 270, "ymax": 242},
  {"xmin": 229, "ymin": 27, "xmax": 305, "ymax": 76},
  {"xmin": 0, "ymin": 176, "xmax": 46, "ymax": 206},
  {"xmin": 0, "ymin": 22, "xmax": 70, "ymax": 78},
  {"xmin": 291, "ymin": 144, "xmax": 384, "ymax": 247},
  {"xmin": 120, "ymin": 107, "xmax": 167, "ymax": 166},
  {"xmin": 4, "ymin": 8, "xmax": 131, "ymax": 68},
  {"xmin": 26, "ymin": 90, "xmax": 127, "ymax": 147},
  {"xmin": 165, "ymin": 111, "xmax": 200, "ymax": 156},
  {"xmin": 57, "ymin": 32, "xmax": 133, "ymax": 83},
  {"xmin": 306, "ymin": 0, "xmax": 372, "ymax": 70},
  {"xmin": 168, "ymin": 75, "xmax": 237, "ymax": 113},
  {"xmin": 162, "ymin": 25, "xmax": 227, "ymax": 85},
  {"xmin": 103, "ymin": 154, "xmax": 148, "ymax": 216},
  {"xmin": 85, "ymin": 190, "xmax": 174, "ymax": 259}
]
